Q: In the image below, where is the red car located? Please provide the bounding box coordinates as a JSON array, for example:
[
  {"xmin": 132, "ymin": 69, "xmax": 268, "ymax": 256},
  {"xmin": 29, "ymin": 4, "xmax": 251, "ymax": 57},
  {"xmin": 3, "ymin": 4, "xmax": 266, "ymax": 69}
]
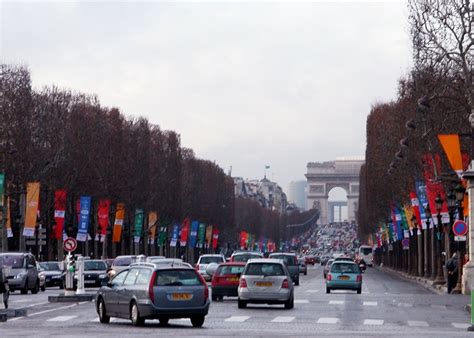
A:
[
  {"xmin": 304, "ymin": 256, "xmax": 315, "ymax": 265},
  {"xmin": 211, "ymin": 262, "xmax": 246, "ymax": 301}
]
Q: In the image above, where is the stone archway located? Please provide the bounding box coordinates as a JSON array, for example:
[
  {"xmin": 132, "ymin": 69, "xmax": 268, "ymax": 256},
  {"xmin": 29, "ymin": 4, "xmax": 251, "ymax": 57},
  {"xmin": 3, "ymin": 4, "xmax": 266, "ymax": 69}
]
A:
[{"xmin": 305, "ymin": 157, "xmax": 363, "ymax": 225}]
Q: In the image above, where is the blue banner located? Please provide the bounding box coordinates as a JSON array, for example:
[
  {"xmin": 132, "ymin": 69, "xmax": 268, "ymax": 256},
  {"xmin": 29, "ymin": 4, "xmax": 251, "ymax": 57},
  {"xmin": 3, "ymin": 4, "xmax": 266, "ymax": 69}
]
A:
[
  {"xmin": 188, "ymin": 221, "xmax": 199, "ymax": 248},
  {"xmin": 416, "ymin": 180, "xmax": 431, "ymax": 229},
  {"xmin": 394, "ymin": 206, "xmax": 404, "ymax": 240},
  {"xmin": 170, "ymin": 224, "xmax": 179, "ymax": 247},
  {"xmin": 76, "ymin": 196, "xmax": 91, "ymax": 242}
]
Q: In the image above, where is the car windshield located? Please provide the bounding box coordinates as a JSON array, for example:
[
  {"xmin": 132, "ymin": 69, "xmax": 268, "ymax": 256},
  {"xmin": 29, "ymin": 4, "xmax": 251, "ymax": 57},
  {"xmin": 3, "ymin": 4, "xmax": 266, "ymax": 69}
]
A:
[
  {"xmin": 199, "ymin": 256, "xmax": 223, "ymax": 264},
  {"xmin": 233, "ymin": 254, "xmax": 261, "ymax": 262},
  {"xmin": 331, "ymin": 263, "xmax": 360, "ymax": 274},
  {"xmin": 0, "ymin": 255, "xmax": 24, "ymax": 268},
  {"xmin": 245, "ymin": 263, "xmax": 285, "ymax": 276},
  {"xmin": 113, "ymin": 257, "xmax": 132, "ymax": 266},
  {"xmin": 270, "ymin": 255, "xmax": 297, "ymax": 266},
  {"xmin": 84, "ymin": 261, "xmax": 107, "ymax": 270},
  {"xmin": 155, "ymin": 269, "xmax": 202, "ymax": 286},
  {"xmin": 217, "ymin": 265, "xmax": 245, "ymax": 275},
  {"xmin": 39, "ymin": 262, "xmax": 61, "ymax": 271}
]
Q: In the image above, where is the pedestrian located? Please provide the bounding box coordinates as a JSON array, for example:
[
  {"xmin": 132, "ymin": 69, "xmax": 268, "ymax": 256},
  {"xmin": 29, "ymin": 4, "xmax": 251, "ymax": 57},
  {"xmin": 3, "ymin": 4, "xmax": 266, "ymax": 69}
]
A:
[{"xmin": 446, "ymin": 252, "xmax": 458, "ymax": 294}]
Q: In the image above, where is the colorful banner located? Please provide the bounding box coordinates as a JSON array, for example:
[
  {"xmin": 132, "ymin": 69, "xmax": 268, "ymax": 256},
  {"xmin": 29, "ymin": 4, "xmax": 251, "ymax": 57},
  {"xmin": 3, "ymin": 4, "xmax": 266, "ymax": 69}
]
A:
[
  {"xmin": 134, "ymin": 209, "xmax": 144, "ymax": 243},
  {"xmin": 423, "ymin": 154, "xmax": 449, "ymax": 224},
  {"xmin": 6, "ymin": 197, "xmax": 12, "ymax": 238},
  {"xmin": 170, "ymin": 224, "xmax": 179, "ymax": 247},
  {"xmin": 205, "ymin": 225, "xmax": 213, "ymax": 248},
  {"xmin": 438, "ymin": 134, "xmax": 463, "ymax": 178},
  {"xmin": 23, "ymin": 182, "xmax": 40, "ymax": 237},
  {"xmin": 148, "ymin": 212, "xmax": 158, "ymax": 245},
  {"xmin": 180, "ymin": 218, "xmax": 190, "ymax": 246},
  {"xmin": 410, "ymin": 192, "xmax": 422, "ymax": 227},
  {"xmin": 96, "ymin": 199, "xmax": 110, "ymax": 242},
  {"xmin": 212, "ymin": 228, "xmax": 219, "ymax": 249},
  {"xmin": 0, "ymin": 173, "xmax": 4, "ymax": 207},
  {"xmin": 76, "ymin": 196, "xmax": 91, "ymax": 242},
  {"xmin": 416, "ymin": 180, "xmax": 431, "ymax": 229},
  {"xmin": 53, "ymin": 190, "xmax": 66, "ymax": 240},
  {"xmin": 189, "ymin": 221, "xmax": 199, "ymax": 248},
  {"xmin": 197, "ymin": 223, "xmax": 206, "ymax": 248},
  {"xmin": 158, "ymin": 223, "xmax": 167, "ymax": 246},
  {"xmin": 112, "ymin": 203, "xmax": 125, "ymax": 243},
  {"xmin": 240, "ymin": 231, "xmax": 248, "ymax": 249}
]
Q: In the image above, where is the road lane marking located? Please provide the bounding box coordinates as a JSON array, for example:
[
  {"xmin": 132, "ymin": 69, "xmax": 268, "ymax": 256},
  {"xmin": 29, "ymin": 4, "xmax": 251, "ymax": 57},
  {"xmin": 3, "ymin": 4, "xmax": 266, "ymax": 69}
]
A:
[
  {"xmin": 225, "ymin": 316, "xmax": 250, "ymax": 322},
  {"xmin": 363, "ymin": 301, "xmax": 378, "ymax": 306},
  {"xmin": 25, "ymin": 302, "xmax": 50, "ymax": 308},
  {"xmin": 305, "ymin": 290, "xmax": 319, "ymax": 293},
  {"xmin": 48, "ymin": 315, "xmax": 77, "ymax": 322},
  {"xmin": 294, "ymin": 299, "xmax": 309, "ymax": 304},
  {"xmin": 398, "ymin": 302, "xmax": 413, "ymax": 307},
  {"xmin": 430, "ymin": 304, "xmax": 446, "ymax": 309},
  {"xmin": 10, "ymin": 299, "xmax": 30, "ymax": 303},
  {"xmin": 272, "ymin": 316, "xmax": 295, "ymax": 323},
  {"xmin": 329, "ymin": 300, "xmax": 344, "ymax": 305},
  {"xmin": 9, "ymin": 303, "xmax": 79, "ymax": 321},
  {"xmin": 317, "ymin": 317, "xmax": 339, "ymax": 324},
  {"xmin": 363, "ymin": 319, "xmax": 384, "ymax": 325},
  {"xmin": 407, "ymin": 320, "xmax": 429, "ymax": 327},
  {"xmin": 452, "ymin": 323, "xmax": 470, "ymax": 329},
  {"xmin": 90, "ymin": 317, "xmax": 119, "ymax": 323}
]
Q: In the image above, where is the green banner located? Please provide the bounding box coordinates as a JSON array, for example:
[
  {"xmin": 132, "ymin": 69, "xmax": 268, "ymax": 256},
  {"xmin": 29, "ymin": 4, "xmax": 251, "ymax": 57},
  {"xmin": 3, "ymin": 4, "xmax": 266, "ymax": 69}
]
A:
[
  {"xmin": 158, "ymin": 223, "xmax": 168, "ymax": 246},
  {"xmin": 197, "ymin": 223, "xmax": 206, "ymax": 248},
  {"xmin": 0, "ymin": 173, "xmax": 4, "ymax": 207},
  {"xmin": 134, "ymin": 209, "xmax": 144, "ymax": 237}
]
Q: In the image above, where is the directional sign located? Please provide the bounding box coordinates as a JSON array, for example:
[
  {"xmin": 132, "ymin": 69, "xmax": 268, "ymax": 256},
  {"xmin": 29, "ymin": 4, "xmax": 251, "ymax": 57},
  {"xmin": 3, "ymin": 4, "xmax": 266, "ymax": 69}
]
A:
[
  {"xmin": 453, "ymin": 220, "xmax": 468, "ymax": 237},
  {"xmin": 63, "ymin": 237, "xmax": 78, "ymax": 252}
]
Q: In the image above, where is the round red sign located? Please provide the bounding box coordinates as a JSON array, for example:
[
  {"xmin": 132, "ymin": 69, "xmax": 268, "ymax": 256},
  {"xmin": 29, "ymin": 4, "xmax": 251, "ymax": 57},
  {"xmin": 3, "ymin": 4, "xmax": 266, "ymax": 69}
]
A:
[
  {"xmin": 63, "ymin": 237, "xmax": 78, "ymax": 252},
  {"xmin": 453, "ymin": 220, "xmax": 468, "ymax": 237}
]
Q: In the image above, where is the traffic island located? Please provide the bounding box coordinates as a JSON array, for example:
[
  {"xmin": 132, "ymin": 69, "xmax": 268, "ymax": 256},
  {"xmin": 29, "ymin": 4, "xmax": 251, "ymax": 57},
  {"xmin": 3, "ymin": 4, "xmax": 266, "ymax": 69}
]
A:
[
  {"xmin": 0, "ymin": 308, "xmax": 28, "ymax": 322},
  {"xmin": 48, "ymin": 293, "xmax": 95, "ymax": 303}
]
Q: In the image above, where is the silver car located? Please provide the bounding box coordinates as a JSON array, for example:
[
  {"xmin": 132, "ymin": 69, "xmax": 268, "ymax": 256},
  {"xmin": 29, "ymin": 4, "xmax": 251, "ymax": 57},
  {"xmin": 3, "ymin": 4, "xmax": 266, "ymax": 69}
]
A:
[
  {"xmin": 0, "ymin": 252, "xmax": 40, "ymax": 294},
  {"xmin": 237, "ymin": 259, "xmax": 294, "ymax": 309},
  {"xmin": 96, "ymin": 262, "xmax": 210, "ymax": 327},
  {"xmin": 196, "ymin": 254, "xmax": 225, "ymax": 281}
]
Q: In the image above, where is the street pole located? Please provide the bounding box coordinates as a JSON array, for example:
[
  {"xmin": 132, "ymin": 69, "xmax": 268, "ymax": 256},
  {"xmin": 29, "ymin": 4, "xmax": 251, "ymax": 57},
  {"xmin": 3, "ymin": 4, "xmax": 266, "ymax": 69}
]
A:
[
  {"xmin": 424, "ymin": 223, "xmax": 430, "ymax": 278},
  {"xmin": 417, "ymin": 227, "xmax": 423, "ymax": 277},
  {"xmin": 452, "ymin": 202, "xmax": 465, "ymax": 294},
  {"xmin": 434, "ymin": 212, "xmax": 445, "ymax": 285}
]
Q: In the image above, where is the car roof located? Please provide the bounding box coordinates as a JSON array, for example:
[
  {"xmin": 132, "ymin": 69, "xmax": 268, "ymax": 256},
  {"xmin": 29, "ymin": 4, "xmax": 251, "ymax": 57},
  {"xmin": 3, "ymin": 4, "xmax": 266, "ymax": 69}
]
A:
[
  {"xmin": 129, "ymin": 262, "xmax": 194, "ymax": 270},
  {"xmin": 199, "ymin": 254, "xmax": 223, "ymax": 257},
  {"xmin": 247, "ymin": 258, "xmax": 284, "ymax": 264},
  {"xmin": 269, "ymin": 252, "xmax": 297, "ymax": 256},
  {"xmin": 218, "ymin": 262, "xmax": 246, "ymax": 266},
  {"xmin": 232, "ymin": 251, "xmax": 263, "ymax": 256},
  {"xmin": 331, "ymin": 260, "xmax": 357, "ymax": 265}
]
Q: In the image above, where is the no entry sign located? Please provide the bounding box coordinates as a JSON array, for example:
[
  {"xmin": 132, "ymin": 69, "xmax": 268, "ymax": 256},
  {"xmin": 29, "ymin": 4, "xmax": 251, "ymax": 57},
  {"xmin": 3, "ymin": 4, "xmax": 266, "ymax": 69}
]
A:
[
  {"xmin": 453, "ymin": 220, "xmax": 468, "ymax": 237},
  {"xmin": 63, "ymin": 237, "xmax": 78, "ymax": 252}
]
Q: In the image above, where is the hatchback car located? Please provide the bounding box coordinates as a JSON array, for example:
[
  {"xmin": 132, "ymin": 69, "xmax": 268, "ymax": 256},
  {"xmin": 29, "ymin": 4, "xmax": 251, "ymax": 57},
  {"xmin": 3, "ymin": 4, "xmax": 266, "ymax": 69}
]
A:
[
  {"xmin": 326, "ymin": 261, "xmax": 362, "ymax": 294},
  {"xmin": 237, "ymin": 258, "xmax": 294, "ymax": 309},
  {"xmin": 0, "ymin": 252, "xmax": 40, "ymax": 294},
  {"xmin": 230, "ymin": 251, "xmax": 264, "ymax": 263},
  {"xmin": 39, "ymin": 261, "xmax": 64, "ymax": 288},
  {"xmin": 211, "ymin": 262, "xmax": 245, "ymax": 301},
  {"xmin": 96, "ymin": 262, "xmax": 210, "ymax": 327},
  {"xmin": 196, "ymin": 254, "xmax": 225, "ymax": 281},
  {"xmin": 323, "ymin": 259, "xmax": 334, "ymax": 279},
  {"xmin": 268, "ymin": 253, "xmax": 300, "ymax": 285}
]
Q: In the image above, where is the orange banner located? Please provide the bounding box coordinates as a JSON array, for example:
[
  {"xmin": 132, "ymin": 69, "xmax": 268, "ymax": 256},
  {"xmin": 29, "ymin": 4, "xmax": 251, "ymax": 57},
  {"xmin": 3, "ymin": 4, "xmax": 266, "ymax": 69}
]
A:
[
  {"xmin": 112, "ymin": 203, "xmax": 125, "ymax": 243},
  {"xmin": 23, "ymin": 182, "xmax": 40, "ymax": 237},
  {"xmin": 403, "ymin": 204, "xmax": 415, "ymax": 230},
  {"xmin": 438, "ymin": 134, "xmax": 463, "ymax": 177},
  {"xmin": 148, "ymin": 212, "xmax": 158, "ymax": 244}
]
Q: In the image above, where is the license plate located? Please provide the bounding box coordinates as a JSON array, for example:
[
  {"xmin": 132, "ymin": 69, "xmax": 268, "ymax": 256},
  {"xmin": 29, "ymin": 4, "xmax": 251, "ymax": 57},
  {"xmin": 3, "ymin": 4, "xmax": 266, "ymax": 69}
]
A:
[
  {"xmin": 227, "ymin": 277, "xmax": 239, "ymax": 282},
  {"xmin": 85, "ymin": 280, "xmax": 95, "ymax": 284},
  {"xmin": 338, "ymin": 275, "xmax": 349, "ymax": 280},
  {"xmin": 171, "ymin": 293, "xmax": 192, "ymax": 300},
  {"xmin": 255, "ymin": 281, "xmax": 273, "ymax": 287}
]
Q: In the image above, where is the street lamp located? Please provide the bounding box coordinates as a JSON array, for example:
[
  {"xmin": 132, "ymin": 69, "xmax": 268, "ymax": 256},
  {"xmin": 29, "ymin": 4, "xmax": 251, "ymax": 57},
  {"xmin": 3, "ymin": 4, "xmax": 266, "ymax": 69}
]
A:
[{"xmin": 433, "ymin": 194, "xmax": 445, "ymax": 284}]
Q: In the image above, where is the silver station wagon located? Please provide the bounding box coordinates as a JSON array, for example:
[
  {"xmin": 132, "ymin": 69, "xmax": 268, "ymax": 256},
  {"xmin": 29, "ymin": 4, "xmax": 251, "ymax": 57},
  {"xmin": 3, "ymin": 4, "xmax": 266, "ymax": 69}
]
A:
[{"xmin": 96, "ymin": 262, "xmax": 210, "ymax": 327}]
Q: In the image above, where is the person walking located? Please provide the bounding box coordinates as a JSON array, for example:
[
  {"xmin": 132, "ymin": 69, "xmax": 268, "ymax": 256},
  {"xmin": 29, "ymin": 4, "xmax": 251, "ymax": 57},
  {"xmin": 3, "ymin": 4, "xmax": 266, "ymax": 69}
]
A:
[{"xmin": 446, "ymin": 252, "xmax": 458, "ymax": 294}]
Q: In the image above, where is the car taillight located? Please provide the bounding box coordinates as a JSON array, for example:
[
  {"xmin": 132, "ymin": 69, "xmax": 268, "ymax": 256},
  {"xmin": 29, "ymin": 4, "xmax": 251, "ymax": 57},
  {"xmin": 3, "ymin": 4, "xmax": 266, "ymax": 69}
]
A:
[
  {"xmin": 281, "ymin": 279, "xmax": 289, "ymax": 289},
  {"xmin": 211, "ymin": 275, "xmax": 219, "ymax": 287},
  {"xmin": 196, "ymin": 272, "xmax": 209, "ymax": 303},
  {"xmin": 240, "ymin": 277, "xmax": 247, "ymax": 288},
  {"xmin": 148, "ymin": 271, "xmax": 157, "ymax": 303},
  {"xmin": 356, "ymin": 275, "xmax": 362, "ymax": 282},
  {"xmin": 327, "ymin": 273, "xmax": 332, "ymax": 281}
]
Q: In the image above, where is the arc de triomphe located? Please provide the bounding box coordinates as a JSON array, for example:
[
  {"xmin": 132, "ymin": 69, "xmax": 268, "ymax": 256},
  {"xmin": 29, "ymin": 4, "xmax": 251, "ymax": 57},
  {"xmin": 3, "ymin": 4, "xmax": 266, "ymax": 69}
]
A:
[{"xmin": 305, "ymin": 157, "xmax": 364, "ymax": 225}]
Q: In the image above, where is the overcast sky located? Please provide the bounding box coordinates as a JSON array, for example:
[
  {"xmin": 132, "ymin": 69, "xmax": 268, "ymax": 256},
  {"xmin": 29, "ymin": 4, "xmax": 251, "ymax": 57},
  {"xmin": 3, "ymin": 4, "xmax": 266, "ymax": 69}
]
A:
[{"xmin": 1, "ymin": 0, "xmax": 412, "ymax": 196}]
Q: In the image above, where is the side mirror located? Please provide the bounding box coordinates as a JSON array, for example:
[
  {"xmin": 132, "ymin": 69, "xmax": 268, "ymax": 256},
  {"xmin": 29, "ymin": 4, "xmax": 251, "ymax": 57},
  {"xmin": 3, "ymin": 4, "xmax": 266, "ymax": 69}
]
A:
[{"xmin": 205, "ymin": 263, "xmax": 219, "ymax": 278}]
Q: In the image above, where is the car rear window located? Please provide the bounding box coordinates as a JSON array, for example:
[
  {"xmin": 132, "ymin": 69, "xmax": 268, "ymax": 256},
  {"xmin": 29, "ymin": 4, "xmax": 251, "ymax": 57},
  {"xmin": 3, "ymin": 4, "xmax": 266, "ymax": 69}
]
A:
[
  {"xmin": 217, "ymin": 265, "xmax": 245, "ymax": 275},
  {"xmin": 245, "ymin": 263, "xmax": 285, "ymax": 276},
  {"xmin": 199, "ymin": 256, "xmax": 224, "ymax": 264},
  {"xmin": 84, "ymin": 261, "xmax": 107, "ymax": 270},
  {"xmin": 155, "ymin": 269, "xmax": 203, "ymax": 286},
  {"xmin": 331, "ymin": 263, "xmax": 360, "ymax": 274},
  {"xmin": 0, "ymin": 255, "xmax": 24, "ymax": 268},
  {"xmin": 233, "ymin": 254, "xmax": 261, "ymax": 262},
  {"xmin": 270, "ymin": 255, "xmax": 297, "ymax": 266},
  {"xmin": 113, "ymin": 257, "xmax": 132, "ymax": 266}
]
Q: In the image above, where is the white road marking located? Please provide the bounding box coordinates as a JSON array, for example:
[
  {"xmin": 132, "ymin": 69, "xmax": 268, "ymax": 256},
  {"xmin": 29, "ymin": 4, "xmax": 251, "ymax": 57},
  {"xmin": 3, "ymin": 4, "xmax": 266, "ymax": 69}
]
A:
[
  {"xmin": 272, "ymin": 316, "xmax": 295, "ymax": 323},
  {"xmin": 363, "ymin": 319, "xmax": 384, "ymax": 325},
  {"xmin": 329, "ymin": 300, "xmax": 344, "ymax": 305},
  {"xmin": 90, "ymin": 317, "xmax": 119, "ymax": 323},
  {"xmin": 294, "ymin": 299, "xmax": 309, "ymax": 304},
  {"xmin": 317, "ymin": 317, "xmax": 339, "ymax": 324},
  {"xmin": 305, "ymin": 290, "xmax": 319, "ymax": 293},
  {"xmin": 363, "ymin": 301, "xmax": 378, "ymax": 306},
  {"xmin": 10, "ymin": 299, "xmax": 30, "ymax": 303},
  {"xmin": 398, "ymin": 302, "xmax": 413, "ymax": 307},
  {"xmin": 47, "ymin": 315, "xmax": 77, "ymax": 322},
  {"xmin": 452, "ymin": 323, "xmax": 470, "ymax": 329},
  {"xmin": 225, "ymin": 316, "xmax": 250, "ymax": 322},
  {"xmin": 407, "ymin": 320, "xmax": 429, "ymax": 327},
  {"xmin": 430, "ymin": 304, "xmax": 446, "ymax": 309},
  {"xmin": 8, "ymin": 303, "xmax": 79, "ymax": 321},
  {"xmin": 25, "ymin": 302, "xmax": 50, "ymax": 308}
]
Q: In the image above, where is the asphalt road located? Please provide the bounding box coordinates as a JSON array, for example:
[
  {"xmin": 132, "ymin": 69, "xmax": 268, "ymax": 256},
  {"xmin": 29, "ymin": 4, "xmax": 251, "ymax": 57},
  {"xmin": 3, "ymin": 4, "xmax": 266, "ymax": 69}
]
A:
[{"xmin": 0, "ymin": 265, "xmax": 472, "ymax": 337}]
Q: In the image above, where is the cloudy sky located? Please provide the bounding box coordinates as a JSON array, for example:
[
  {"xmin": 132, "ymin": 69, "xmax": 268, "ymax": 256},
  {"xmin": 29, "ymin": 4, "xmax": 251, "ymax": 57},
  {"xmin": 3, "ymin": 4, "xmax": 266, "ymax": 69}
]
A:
[{"xmin": 1, "ymin": 0, "xmax": 412, "ymax": 196}]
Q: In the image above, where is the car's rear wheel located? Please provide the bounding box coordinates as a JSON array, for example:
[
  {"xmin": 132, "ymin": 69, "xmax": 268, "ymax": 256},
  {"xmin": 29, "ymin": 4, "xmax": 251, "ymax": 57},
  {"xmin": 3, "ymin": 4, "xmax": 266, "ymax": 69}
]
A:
[
  {"xmin": 326, "ymin": 287, "xmax": 330, "ymax": 294},
  {"xmin": 159, "ymin": 317, "xmax": 169, "ymax": 326},
  {"xmin": 284, "ymin": 295, "xmax": 294, "ymax": 309},
  {"xmin": 130, "ymin": 302, "xmax": 144, "ymax": 326},
  {"xmin": 190, "ymin": 315, "xmax": 205, "ymax": 328},
  {"xmin": 357, "ymin": 288, "xmax": 362, "ymax": 294},
  {"xmin": 238, "ymin": 299, "xmax": 247, "ymax": 309},
  {"xmin": 98, "ymin": 298, "xmax": 110, "ymax": 324}
]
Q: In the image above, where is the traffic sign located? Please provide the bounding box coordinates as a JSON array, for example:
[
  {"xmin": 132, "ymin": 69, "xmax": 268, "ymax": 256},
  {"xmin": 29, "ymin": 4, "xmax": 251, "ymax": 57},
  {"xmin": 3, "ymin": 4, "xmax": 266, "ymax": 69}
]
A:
[
  {"xmin": 455, "ymin": 236, "xmax": 467, "ymax": 242},
  {"xmin": 63, "ymin": 237, "xmax": 77, "ymax": 252},
  {"xmin": 453, "ymin": 220, "xmax": 468, "ymax": 236}
]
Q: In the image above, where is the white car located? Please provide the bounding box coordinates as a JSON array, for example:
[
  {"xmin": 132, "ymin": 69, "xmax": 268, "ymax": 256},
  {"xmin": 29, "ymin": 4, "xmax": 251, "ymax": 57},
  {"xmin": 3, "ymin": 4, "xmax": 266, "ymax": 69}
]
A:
[{"xmin": 196, "ymin": 254, "xmax": 225, "ymax": 281}]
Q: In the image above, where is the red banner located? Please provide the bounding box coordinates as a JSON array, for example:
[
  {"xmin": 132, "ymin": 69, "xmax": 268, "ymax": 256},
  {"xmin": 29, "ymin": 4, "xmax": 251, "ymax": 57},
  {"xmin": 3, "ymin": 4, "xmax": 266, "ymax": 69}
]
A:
[
  {"xmin": 409, "ymin": 191, "xmax": 422, "ymax": 227},
  {"xmin": 240, "ymin": 231, "xmax": 248, "ymax": 249},
  {"xmin": 97, "ymin": 199, "xmax": 110, "ymax": 237},
  {"xmin": 54, "ymin": 190, "xmax": 67, "ymax": 240},
  {"xmin": 423, "ymin": 154, "xmax": 449, "ymax": 224},
  {"xmin": 212, "ymin": 228, "xmax": 219, "ymax": 249},
  {"xmin": 180, "ymin": 218, "xmax": 190, "ymax": 246}
]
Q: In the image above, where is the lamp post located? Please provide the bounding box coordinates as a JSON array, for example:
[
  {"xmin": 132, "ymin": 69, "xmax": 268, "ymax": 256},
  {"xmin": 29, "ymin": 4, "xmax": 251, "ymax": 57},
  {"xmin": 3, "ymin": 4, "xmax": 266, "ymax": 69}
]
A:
[
  {"xmin": 452, "ymin": 183, "xmax": 466, "ymax": 294},
  {"xmin": 424, "ymin": 207, "xmax": 432, "ymax": 279},
  {"xmin": 447, "ymin": 189, "xmax": 457, "ymax": 260},
  {"xmin": 434, "ymin": 194, "xmax": 445, "ymax": 285},
  {"xmin": 413, "ymin": 215, "xmax": 423, "ymax": 277}
]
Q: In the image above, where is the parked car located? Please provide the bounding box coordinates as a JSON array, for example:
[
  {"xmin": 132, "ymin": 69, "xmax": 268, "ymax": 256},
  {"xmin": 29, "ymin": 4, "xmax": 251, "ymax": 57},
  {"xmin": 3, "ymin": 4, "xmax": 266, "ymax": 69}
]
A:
[
  {"xmin": 323, "ymin": 259, "xmax": 334, "ymax": 279},
  {"xmin": 326, "ymin": 261, "xmax": 362, "ymax": 294},
  {"xmin": 0, "ymin": 252, "xmax": 40, "ymax": 294},
  {"xmin": 36, "ymin": 263, "xmax": 46, "ymax": 292},
  {"xmin": 38, "ymin": 261, "xmax": 64, "ymax": 288},
  {"xmin": 230, "ymin": 251, "xmax": 264, "ymax": 263},
  {"xmin": 96, "ymin": 262, "xmax": 210, "ymax": 327},
  {"xmin": 210, "ymin": 262, "xmax": 245, "ymax": 301},
  {"xmin": 298, "ymin": 258, "xmax": 307, "ymax": 276},
  {"xmin": 237, "ymin": 258, "xmax": 294, "ymax": 309},
  {"xmin": 196, "ymin": 254, "xmax": 226, "ymax": 281},
  {"xmin": 269, "ymin": 253, "xmax": 300, "ymax": 285}
]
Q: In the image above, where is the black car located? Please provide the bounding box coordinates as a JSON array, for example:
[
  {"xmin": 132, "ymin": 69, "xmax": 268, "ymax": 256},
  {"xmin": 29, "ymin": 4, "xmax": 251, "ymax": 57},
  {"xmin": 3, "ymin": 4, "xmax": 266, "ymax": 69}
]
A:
[
  {"xmin": 39, "ymin": 261, "xmax": 64, "ymax": 288},
  {"xmin": 65, "ymin": 259, "xmax": 108, "ymax": 289}
]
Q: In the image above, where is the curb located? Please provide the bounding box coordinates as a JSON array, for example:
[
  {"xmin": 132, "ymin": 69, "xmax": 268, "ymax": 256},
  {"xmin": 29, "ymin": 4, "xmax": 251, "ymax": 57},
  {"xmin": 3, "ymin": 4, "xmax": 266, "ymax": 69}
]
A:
[
  {"xmin": 48, "ymin": 293, "xmax": 95, "ymax": 302},
  {"xmin": 0, "ymin": 308, "xmax": 28, "ymax": 322}
]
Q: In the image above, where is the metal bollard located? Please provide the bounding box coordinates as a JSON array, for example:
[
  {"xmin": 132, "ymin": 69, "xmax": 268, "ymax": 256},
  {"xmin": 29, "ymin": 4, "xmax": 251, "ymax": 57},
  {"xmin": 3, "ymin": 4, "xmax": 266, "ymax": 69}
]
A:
[{"xmin": 75, "ymin": 256, "xmax": 85, "ymax": 295}]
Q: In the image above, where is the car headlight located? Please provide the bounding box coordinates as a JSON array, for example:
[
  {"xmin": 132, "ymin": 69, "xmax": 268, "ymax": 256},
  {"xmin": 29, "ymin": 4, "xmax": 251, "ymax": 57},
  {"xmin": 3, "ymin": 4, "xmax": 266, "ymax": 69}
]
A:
[{"xmin": 99, "ymin": 274, "xmax": 106, "ymax": 279}]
